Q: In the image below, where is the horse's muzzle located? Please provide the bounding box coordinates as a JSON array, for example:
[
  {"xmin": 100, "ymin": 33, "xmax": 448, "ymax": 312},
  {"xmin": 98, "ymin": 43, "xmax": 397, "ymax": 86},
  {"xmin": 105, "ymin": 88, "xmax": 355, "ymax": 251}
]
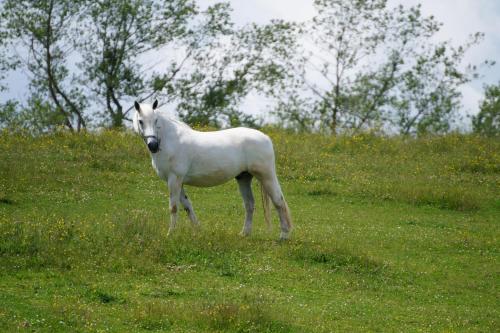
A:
[{"xmin": 146, "ymin": 136, "xmax": 159, "ymax": 153}]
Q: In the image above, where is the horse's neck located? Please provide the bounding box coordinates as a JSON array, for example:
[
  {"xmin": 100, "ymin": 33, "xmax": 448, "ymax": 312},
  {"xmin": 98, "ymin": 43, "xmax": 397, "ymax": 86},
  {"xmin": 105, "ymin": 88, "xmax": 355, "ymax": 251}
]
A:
[{"xmin": 161, "ymin": 115, "xmax": 192, "ymax": 141}]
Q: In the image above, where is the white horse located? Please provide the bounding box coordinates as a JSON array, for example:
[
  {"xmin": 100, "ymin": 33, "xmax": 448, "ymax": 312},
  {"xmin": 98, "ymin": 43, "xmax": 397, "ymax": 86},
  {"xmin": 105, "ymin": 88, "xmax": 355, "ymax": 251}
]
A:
[{"xmin": 133, "ymin": 100, "xmax": 292, "ymax": 240}]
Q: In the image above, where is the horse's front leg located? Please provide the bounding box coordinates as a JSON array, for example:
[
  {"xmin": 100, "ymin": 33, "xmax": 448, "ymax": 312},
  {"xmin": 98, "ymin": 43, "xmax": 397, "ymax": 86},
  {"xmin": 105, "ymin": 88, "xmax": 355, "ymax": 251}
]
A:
[
  {"xmin": 167, "ymin": 174, "xmax": 183, "ymax": 236},
  {"xmin": 180, "ymin": 187, "xmax": 200, "ymax": 228}
]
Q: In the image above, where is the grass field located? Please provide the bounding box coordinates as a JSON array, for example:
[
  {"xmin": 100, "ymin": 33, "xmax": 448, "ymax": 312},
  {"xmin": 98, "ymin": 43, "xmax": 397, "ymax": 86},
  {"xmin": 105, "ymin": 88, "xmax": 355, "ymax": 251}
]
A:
[{"xmin": 0, "ymin": 129, "xmax": 499, "ymax": 332}]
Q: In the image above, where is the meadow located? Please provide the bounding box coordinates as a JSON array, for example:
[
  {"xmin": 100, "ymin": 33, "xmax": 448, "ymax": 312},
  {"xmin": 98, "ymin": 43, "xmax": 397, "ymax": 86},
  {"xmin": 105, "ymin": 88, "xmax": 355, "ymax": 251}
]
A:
[{"xmin": 0, "ymin": 129, "xmax": 499, "ymax": 332}]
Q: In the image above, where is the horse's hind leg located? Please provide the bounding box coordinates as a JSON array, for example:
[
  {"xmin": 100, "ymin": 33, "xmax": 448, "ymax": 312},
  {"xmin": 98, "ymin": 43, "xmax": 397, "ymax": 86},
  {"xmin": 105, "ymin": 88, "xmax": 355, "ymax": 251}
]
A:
[
  {"xmin": 236, "ymin": 172, "xmax": 254, "ymax": 236},
  {"xmin": 180, "ymin": 187, "xmax": 200, "ymax": 227},
  {"xmin": 259, "ymin": 174, "xmax": 292, "ymax": 240}
]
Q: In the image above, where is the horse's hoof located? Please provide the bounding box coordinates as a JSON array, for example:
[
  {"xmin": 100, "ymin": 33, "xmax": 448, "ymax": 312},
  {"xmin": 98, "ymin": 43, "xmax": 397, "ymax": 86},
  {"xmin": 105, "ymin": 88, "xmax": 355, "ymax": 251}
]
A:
[
  {"xmin": 279, "ymin": 231, "xmax": 290, "ymax": 241},
  {"xmin": 240, "ymin": 230, "xmax": 251, "ymax": 237}
]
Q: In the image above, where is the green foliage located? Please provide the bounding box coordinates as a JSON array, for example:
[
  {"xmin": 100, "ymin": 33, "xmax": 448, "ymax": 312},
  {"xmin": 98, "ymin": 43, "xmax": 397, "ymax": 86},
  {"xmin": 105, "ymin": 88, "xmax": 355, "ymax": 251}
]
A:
[
  {"xmin": 0, "ymin": 1, "xmax": 493, "ymax": 133},
  {"xmin": 0, "ymin": 0, "xmax": 288, "ymax": 130},
  {"xmin": 0, "ymin": 130, "xmax": 498, "ymax": 331},
  {"xmin": 0, "ymin": 99, "xmax": 67, "ymax": 134},
  {"xmin": 174, "ymin": 20, "xmax": 296, "ymax": 128},
  {"xmin": 0, "ymin": 26, "xmax": 16, "ymax": 92},
  {"xmin": 0, "ymin": 100, "xmax": 20, "ymax": 129},
  {"xmin": 75, "ymin": 0, "xmax": 199, "ymax": 128},
  {"xmin": 272, "ymin": 0, "xmax": 489, "ymax": 135},
  {"xmin": 0, "ymin": 0, "xmax": 88, "ymax": 131},
  {"xmin": 473, "ymin": 82, "xmax": 500, "ymax": 136}
]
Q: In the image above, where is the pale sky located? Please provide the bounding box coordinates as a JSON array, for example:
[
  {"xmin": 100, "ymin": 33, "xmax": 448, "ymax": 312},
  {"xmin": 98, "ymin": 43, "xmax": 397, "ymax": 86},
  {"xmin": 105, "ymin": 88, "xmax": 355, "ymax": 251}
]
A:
[{"xmin": 2, "ymin": 0, "xmax": 499, "ymax": 124}]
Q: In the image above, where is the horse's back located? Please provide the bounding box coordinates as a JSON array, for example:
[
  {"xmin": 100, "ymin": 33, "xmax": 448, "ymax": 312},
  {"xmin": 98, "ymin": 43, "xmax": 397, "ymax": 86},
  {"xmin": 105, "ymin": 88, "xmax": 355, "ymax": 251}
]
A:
[
  {"xmin": 183, "ymin": 127, "xmax": 275, "ymax": 186},
  {"xmin": 192, "ymin": 127, "xmax": 271, "ymax": 153},
  {"xmin": 212, "ymin": 127, "xmax": 276, "ymax": 176},
  {"xmin": 205, "ymin": 127, "xmax": 269, "ymax": 143}
]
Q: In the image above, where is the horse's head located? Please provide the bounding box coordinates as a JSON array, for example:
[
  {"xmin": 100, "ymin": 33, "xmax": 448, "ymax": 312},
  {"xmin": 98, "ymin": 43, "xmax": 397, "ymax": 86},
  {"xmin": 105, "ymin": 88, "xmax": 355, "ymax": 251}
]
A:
[{"xmin": 133, "ymin": 99, "xmax": 161, "ymax": 153}]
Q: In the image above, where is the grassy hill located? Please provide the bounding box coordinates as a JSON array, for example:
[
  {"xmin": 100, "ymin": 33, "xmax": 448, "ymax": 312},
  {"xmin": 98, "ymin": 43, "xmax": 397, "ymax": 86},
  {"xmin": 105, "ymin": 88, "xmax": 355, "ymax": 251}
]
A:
[{"xmin": 0, "ymin": 130, "xmax": 499, "ymax": 332}]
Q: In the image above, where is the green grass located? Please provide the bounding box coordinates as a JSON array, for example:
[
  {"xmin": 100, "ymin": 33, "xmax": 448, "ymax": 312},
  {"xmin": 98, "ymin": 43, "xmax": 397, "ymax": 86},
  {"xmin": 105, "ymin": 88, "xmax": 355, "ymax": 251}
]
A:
[{"xmin": 0, "ymin": 130, "xmax": 499, "ymax": 332}]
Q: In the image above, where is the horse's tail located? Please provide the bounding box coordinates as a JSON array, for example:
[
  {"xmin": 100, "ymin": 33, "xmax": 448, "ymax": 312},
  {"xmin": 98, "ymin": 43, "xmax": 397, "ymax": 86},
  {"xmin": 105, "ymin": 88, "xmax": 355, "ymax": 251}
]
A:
[{"xmin": 260, "ymin": 182, "xmax": 272, "ymax": 230}]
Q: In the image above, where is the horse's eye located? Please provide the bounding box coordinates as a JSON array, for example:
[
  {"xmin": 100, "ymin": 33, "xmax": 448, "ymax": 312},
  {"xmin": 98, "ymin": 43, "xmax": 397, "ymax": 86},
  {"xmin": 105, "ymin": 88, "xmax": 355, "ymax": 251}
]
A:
[{"xmin": 139, "ymin": 120, "xmax": 143, "ymax": 126}]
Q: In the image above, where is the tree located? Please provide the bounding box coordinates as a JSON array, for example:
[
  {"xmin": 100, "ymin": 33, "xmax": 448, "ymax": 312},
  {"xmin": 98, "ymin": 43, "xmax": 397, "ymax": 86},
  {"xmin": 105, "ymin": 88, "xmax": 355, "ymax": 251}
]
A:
[
  {"xmin": 74, "ymin": 0, "xmax": 281, "ymax": 129},
  {"xmin": 0, "ymin": 30, "xmax": 11, "ymax": 93},
  {"xmin": 142, "ymin": 1, "xmax": 237, "ymax": 127},
  {"xmin": 1, "ymin": 0, "xmax": 288, "ymax": 130},
  {"xmin": 75, "ymin": 0, "xmax": 200, "ymax": 128},
  {"xmin": 0, "ymin": 98, "xmax": 67, "ymax": 134},
  {"xmin": 0, "ymin": 0, "xmax": 87, "ymax": 131},
  {"xmin": 472, "ymin": 83, "xmax": 500, "ymax": 137},
  {"xmin": 0, "ymin": 101, "xmax": 21, "ymax": 130},
  {"xmin": 391, "ymin": 34, "xmax": 489, "ymax": 136},
  {"xmin": 272, "ymin": 0, "xmax": 489, "ymax": 135},
  {"xmin": 171, "ymin": 20, "xmax": 296, "ymax": 127}
]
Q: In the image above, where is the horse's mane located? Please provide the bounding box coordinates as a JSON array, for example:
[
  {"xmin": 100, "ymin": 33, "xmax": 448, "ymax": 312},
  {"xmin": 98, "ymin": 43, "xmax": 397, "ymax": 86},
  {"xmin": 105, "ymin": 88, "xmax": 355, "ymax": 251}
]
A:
[{"xmin": 158, "ymin": 111, "xmax": 192, "ymax": 130}]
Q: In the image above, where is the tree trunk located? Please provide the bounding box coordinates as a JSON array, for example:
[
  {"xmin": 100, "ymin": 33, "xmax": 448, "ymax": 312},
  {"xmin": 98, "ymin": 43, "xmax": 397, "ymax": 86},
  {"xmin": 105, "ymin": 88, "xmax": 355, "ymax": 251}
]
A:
[
  {"xmin": 331, "ymin": 108, "xmax": 338, "ymax": 135},
  {"xmin": 44, "ymin": 0, "xmax": 86, "ymax": 132}
]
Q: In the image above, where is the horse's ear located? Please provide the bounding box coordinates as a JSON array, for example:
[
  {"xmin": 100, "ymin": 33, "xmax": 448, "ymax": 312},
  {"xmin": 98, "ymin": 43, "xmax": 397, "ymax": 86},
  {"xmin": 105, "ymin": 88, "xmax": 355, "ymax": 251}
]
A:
[
  {"xmin": 152, "ymin": 99, "xmax": 158, "ymax": 110},
  {"xmin": 134, "ymin": 101, "xmax": 141, "ymax": 113}
]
